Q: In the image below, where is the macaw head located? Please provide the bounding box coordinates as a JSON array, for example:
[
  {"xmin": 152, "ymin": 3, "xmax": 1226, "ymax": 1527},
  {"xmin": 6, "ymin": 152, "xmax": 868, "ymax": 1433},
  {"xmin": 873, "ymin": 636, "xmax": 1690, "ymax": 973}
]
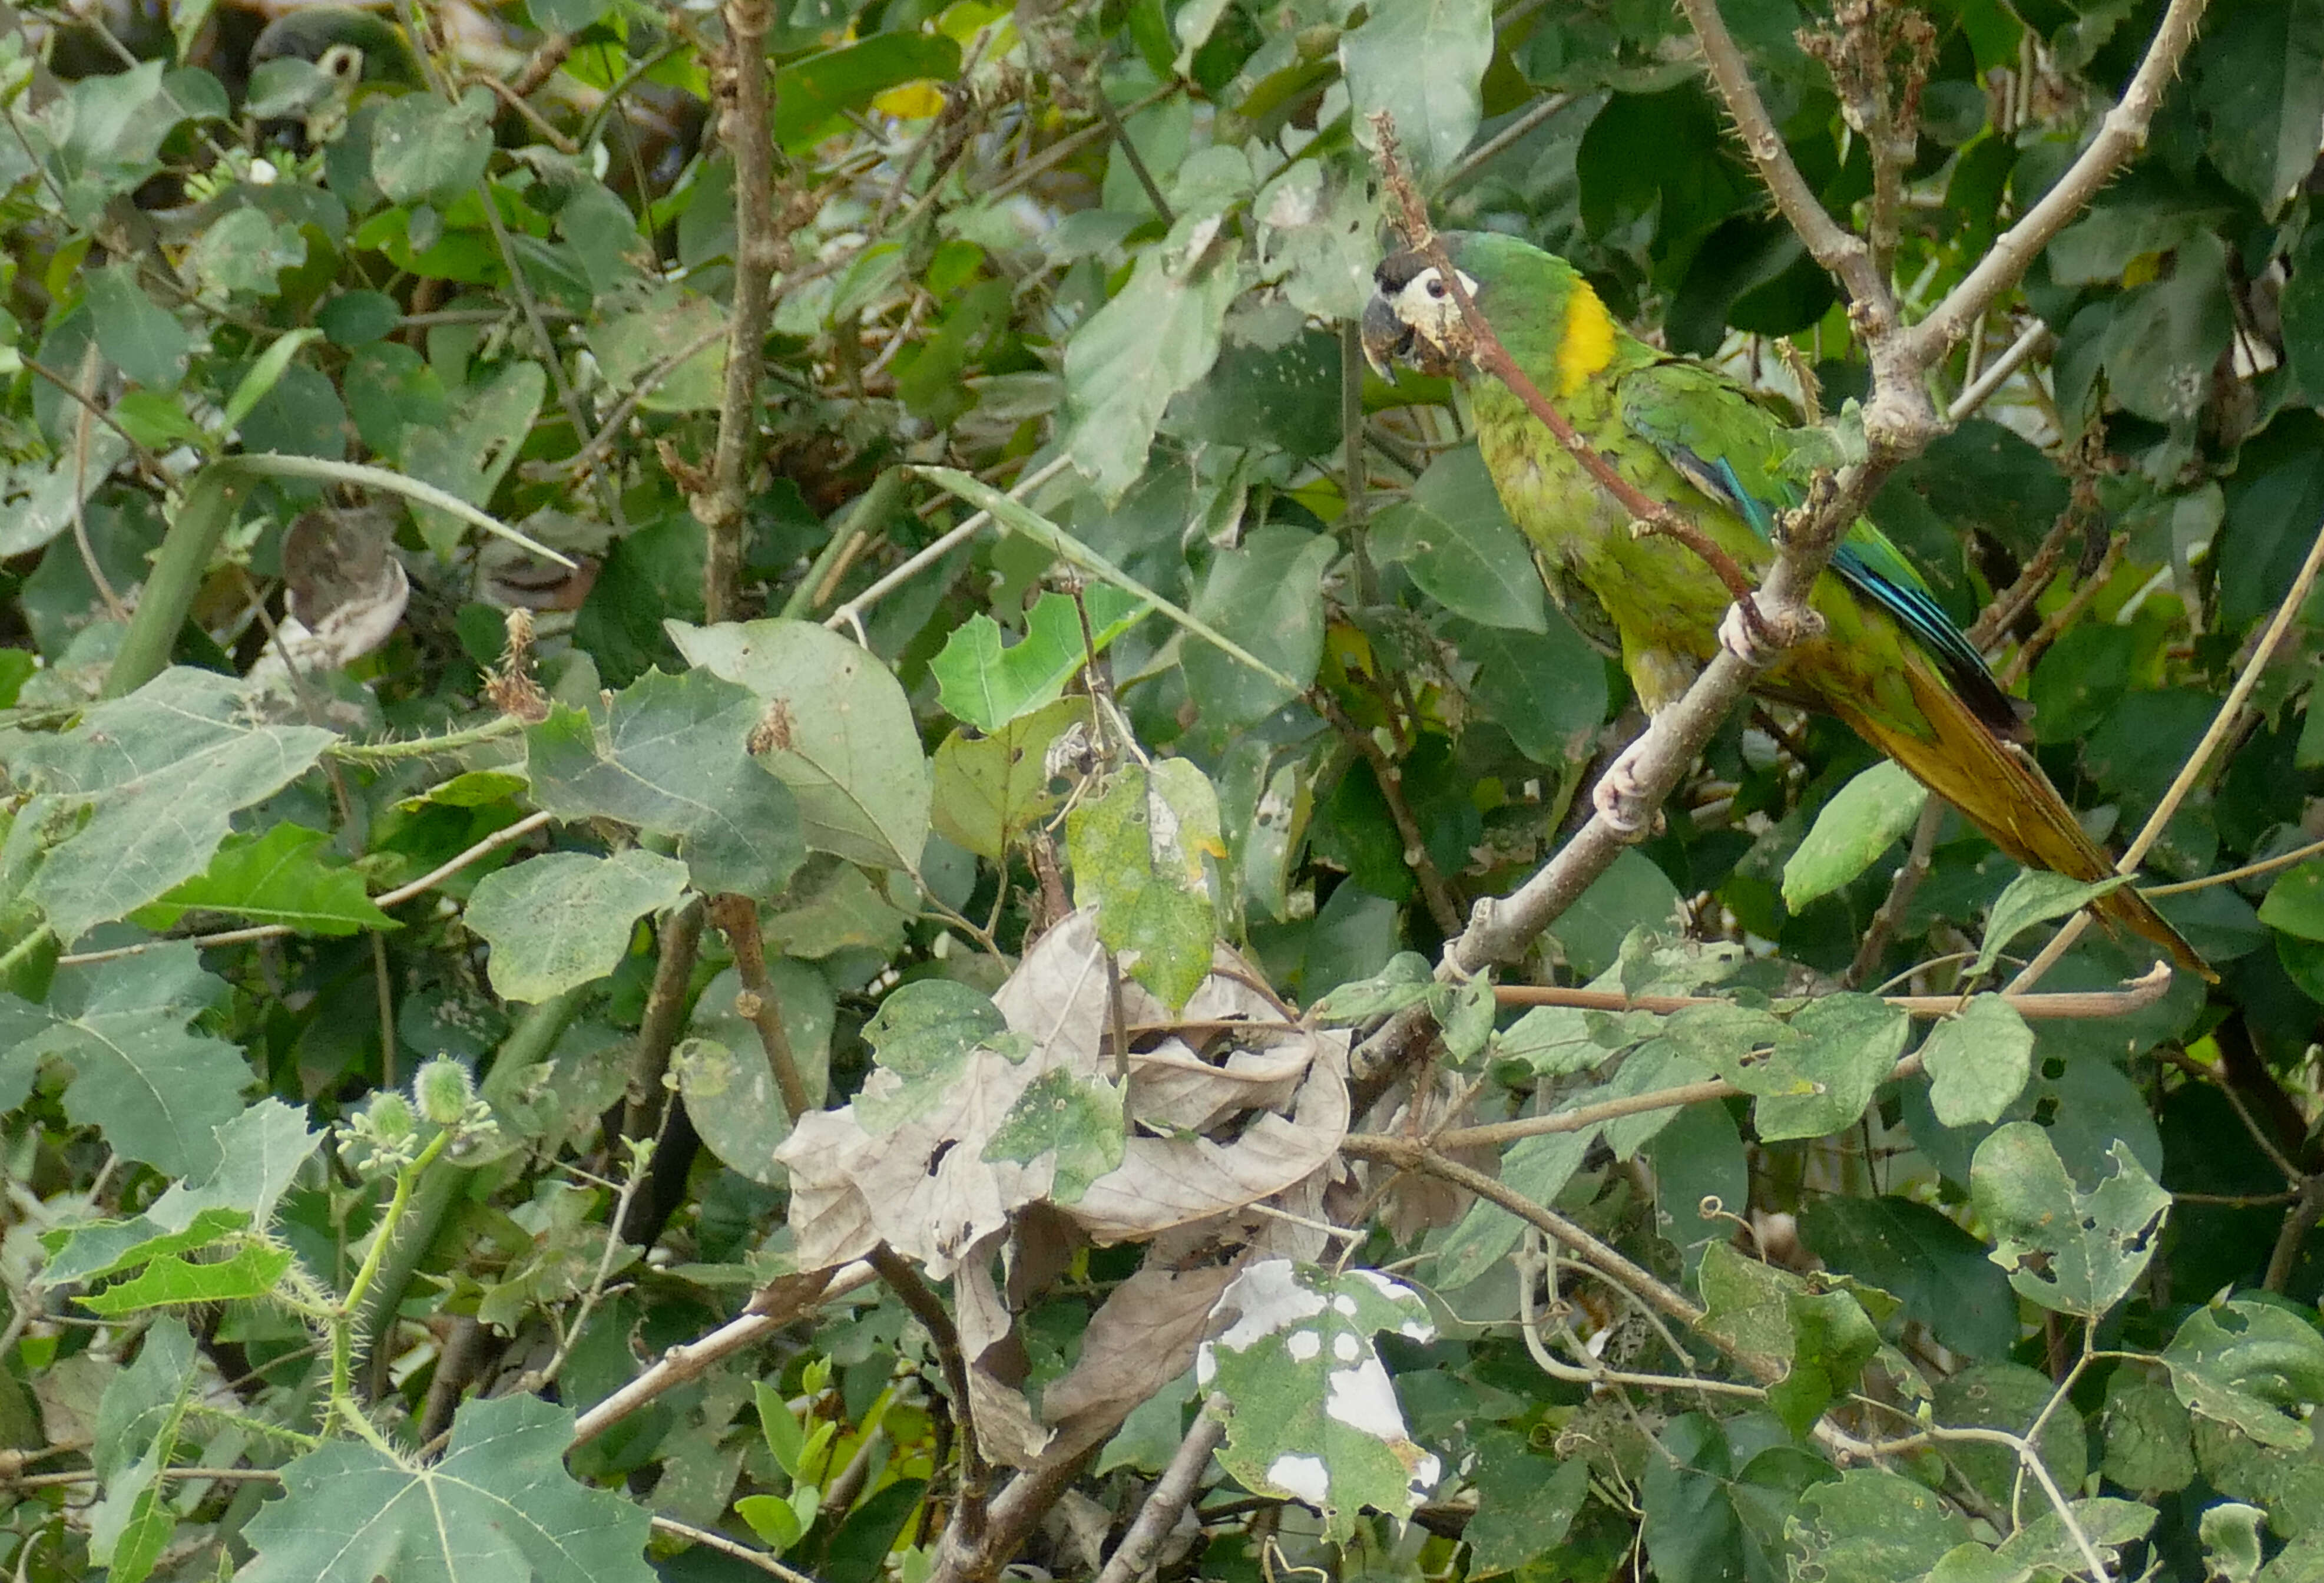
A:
[
  {"xmin": 1360, "ymin": 233, "xmax": 1605, "ymax": 387},
  {"xmin": 1359, "ymin": 247, "xmax": 1478, "ymax": 378}
]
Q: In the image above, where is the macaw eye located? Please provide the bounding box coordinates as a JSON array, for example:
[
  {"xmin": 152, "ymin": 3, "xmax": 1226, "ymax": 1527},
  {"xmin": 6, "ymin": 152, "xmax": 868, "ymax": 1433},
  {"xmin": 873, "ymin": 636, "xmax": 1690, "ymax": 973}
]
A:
[{"xmin": 1425, "ymin": 277, "xmax": 1446, "ymax": 299}]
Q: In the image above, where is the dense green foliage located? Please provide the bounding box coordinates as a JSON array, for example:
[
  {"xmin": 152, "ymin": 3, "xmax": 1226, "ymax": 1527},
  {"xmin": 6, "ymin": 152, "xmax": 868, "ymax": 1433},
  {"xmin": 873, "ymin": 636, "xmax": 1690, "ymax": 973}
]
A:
[{"xmin": 0, "ymin": 0, "xmax": 2322, "ymax": 1579}]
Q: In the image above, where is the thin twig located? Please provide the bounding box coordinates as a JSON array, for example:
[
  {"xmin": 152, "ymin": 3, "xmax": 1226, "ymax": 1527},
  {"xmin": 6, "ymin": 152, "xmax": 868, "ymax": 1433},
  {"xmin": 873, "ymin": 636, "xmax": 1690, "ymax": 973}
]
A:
[
  {"xmin": 1440, "ymin": 93, "xmax": 1575, "ymax": 192},
  {"xmin": 1489, "ymin": 969, "xmax": 2170, "ymax": 1021},
  {"xmin": 1342, "ymin": 1132, "xmax": 1702, "ymax": 1325},
  {"xmin": 569, "ymin": 1263, "xmax": 874, "ymax": 1445},
  {"xmin": 823, "ymin": 455, "xmax": 1073, "ymax": 632},
  {"xmin": 52, "ymin": 810, "xmax": 554, "ymax": 967},
  {"xmin": 651, "ymin": 1516, "xmax": 825, "ymax": 1583},
  {"xmin": 1311, "ymin": 690, "xmax": 1462, "ymax": 934},
  {"xmin": 620, "ymin": 897, "xmax": 707, "ymax": 1141},
  {"xmin": 2145, "ymin": 834, "xmax": 2324, "ymax": 897},
  {"xmin": 1947, "ymin": 320, "xmax": 2051, "ymax": 422},
  {"xmin": 2012, "ymin": 505, "xmax": 2324, "ymax": 990},
  {"xmin": 1845, "ymin": 796, "xmax": 1944, "ymax": 987}
]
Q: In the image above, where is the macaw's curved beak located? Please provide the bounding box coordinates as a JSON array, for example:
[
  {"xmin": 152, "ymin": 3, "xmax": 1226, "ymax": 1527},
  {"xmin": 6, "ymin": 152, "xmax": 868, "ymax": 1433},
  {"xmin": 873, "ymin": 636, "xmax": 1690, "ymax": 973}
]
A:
[{"xmin": 1359, "ymin": 293, "xmax": 1411, "ymax": 380}]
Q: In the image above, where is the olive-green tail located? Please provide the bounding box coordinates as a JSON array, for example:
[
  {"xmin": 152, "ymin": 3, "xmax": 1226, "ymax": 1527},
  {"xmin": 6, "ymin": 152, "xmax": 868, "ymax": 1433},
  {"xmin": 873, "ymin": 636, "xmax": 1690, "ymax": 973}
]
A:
[{"xmin": 1833, "ymin": 662, "xmax": 2215, "ymax": 984}]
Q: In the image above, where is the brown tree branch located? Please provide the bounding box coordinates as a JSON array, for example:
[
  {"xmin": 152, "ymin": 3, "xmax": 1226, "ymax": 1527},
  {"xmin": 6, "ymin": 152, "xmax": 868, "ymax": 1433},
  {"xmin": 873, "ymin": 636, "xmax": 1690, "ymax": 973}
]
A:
[
  {"xmin": 619, "ymin": 895, "xmax": 707, "ymax": 1141},
  {"xmin": 1312, "ymin": 689, "xmax": 1464, "ymax": 935},
  {"xmin": 699, "ymin": 0, "xmax": 780, "ymax": 621},
  {"xmin": 1492, "ymin": 963, "xmax": 2169, "ymax": 1020},
  {"xmin": 1905, "ymin": 0, "xmax": 2210, "ymax": 365},
  {"xmin": 1341, "ymin": 1133, "xmax": 1703, "ymax": 1326},
  {"xmin": 1675, "ymin": 0, "xmax": 1897, "ymax": 335}
]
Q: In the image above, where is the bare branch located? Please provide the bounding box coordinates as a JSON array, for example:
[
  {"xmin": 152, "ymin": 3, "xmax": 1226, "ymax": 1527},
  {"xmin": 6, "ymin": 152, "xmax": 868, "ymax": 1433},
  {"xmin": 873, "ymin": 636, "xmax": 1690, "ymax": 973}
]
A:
[
  {"xmin": 1908, "ymin": 0, "xmax": 2211, "ymax": 365},
  {"xmin": 699, "ymin": 0, "xmax": 782, "ymax": 621},
  {"xmin": 1095, "ymin": 1412, "xmax": 1226, "ymax": 1583},
  {"xmin": 1675, "ymin": 0, "xmax": 1896, "ymax": 332}
]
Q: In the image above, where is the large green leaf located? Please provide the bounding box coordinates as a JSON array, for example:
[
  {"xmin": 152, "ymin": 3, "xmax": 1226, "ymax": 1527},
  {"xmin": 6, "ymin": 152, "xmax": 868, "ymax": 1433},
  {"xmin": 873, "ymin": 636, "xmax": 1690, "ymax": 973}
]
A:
[
  {"xmin": 1340, "ymin": 0, "xmax": 1492, "ymax": 177},
  {"xmin": 1781, "ymin": 762, "xmax": 1927, "ymax": 911},
  {"xmin": 929, "ymin": 585, "xmax": 1150, "ymax": 733},
  {"xmin": 465, "ymin": 849, "xmax": 690, "ymax": 1003},
  {"xmin": 526, "ymin": 667, "xmax": 803, "ymax": 898},
  {"xmin": 40, "ymin": 1099, "xmax": 319, "ymax": 1288},
  {"xmin": 669, "ymin": 619, "xmax": 930, "ymax": 873},
  {"xmin": 131, "ymin": 823, "xmax": 392, "ymax": 936},
  {"xmin": 0, "ymin": 946, "xmax": 250, "ymax": 1177},
  {"xmin": 1971, "ymin": 1121, "xmax": 2169, "ymax": 1317},
  {"xmin": 85, "ymin": 264, "xmax": 193, "ymax": 390},
  {"xmin": 1368, "ymin": 446, "xmax": 1545, "ymax": 632},
  {"xmin": 2, "ymin": 669, "xmax": 335, "ymax": 943},
  {"xmin": 1918, "ymin": 993, "xmax": 2035, "ymax": 1128},
  {"xmin": 1444, "ymin": 613, "xmax": 1608, "ymax": 766},
  {"xmin": 2188, "ymin": 0, "xmax": 2324, "ymax": 216},
  {"xmin": 1785, "ymin": 1469, "xmax": 1969, "ymax": 1583},
  {"xmin": 237, "ymin": 1394, "xmax": 655, "ymax": 1582},
  {"xmin": 400, "ymin": 359, "xmax": 547, "ymax": 556},
  {"xmin": 1061, "ymin": 217, "xmax": 1240, "ymax": 503},
  {"xmin": 2163, "ymin": 1298, "xmax": 2324, "ymax": 1451},
  {"xmin": 369, "ymin": 88, "xmax": 494, "ymax": 205},
  {"xmin": 1183, "ymin": 526, "xmax": 1335, "ymax": 728},
  {"xmin": 929, "ymin": 699, "xmax": 1084, "ymax": 861}
]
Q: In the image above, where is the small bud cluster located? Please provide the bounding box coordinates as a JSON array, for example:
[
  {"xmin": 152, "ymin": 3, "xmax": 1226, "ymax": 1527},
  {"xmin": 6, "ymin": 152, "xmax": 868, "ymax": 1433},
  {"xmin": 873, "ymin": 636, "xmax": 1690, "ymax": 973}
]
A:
[{"xmin": 336, "ymin": 1057, "xmax": 499, "ymax": 1179}]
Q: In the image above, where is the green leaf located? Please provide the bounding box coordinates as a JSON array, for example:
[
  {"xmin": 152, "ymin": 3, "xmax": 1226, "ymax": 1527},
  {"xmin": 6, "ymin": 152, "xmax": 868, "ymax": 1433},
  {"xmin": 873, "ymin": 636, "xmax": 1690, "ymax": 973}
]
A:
[
  {"xmin": 91, "ymin": 1320, "xmax": 196, "ymax": 1583},
  {"xmin": 465, "ymin": 849, "xmax": 690, "ymax": 1003},
  {"xmin": 132, "ymin": 823, "xmax": 392, "ymax": 935},
  {"xmin": 1061, "ymin": 222, "xmax": 1240, "ymax": 503},
  {"xmin": 2, "ymin": 668, "xmax": 335, "ymax": 943},
  {"xmin": 237, "ymin": 1394, "xmax": 655, "ymax": 1582},
  {"xmin": 1749, "ymin": 994, "xmax": 1908, "ymax": 1142},
  {"xmin": 669, "ymin": 619, "xmax": 932, "ymax": 871},
  {"xmin": 400, "ymin": 360, "xmax": 548, "ymax": 556},
  {"xmin": 2163, "ymin": 1298, "xmax": 2324, "ymax": 1451},
  {"xmin": 1369, "ymin": 446, "xmax": 1545, "ymax": 632},
  {"xmin": 1918, "ymin": 994, "xmax": 2035, "ymax": 1128},
  {"xmin": 1970, "ymin": 1121, "xmax": 2169, "ymax": 1317},
  {"xmin": 1696, "ymin": 1243, "xmax": 1878, "ymax": 1436},
  {"xmin": 914, "ymin": 468, "xmax": 1305, "ymax": 697},
  {"xmin": 1971, "ymin": 869, "xmax": 2133, "ymax": 979},
  {"xmin": 0, "ymin": 946, "xmax": 250, "ymax": 1176},
  {"xmin": 1444, "ymin": 613, "xmax": 1608, "ymax": 766},
  {"xmin": 41, "ymin": 1098, "xmax": 319, "ymax": 1288},
  {"xmin": 2101, "ymin": 1363, "xmax": 2197, "ymax": 1493},
  {"xmin": 187, "ymin": 206, "xmax": 306, "ymax": 299},
  {"xmin": 1648, "ymin": 1099, "xmax": 1746, "ymax": 1281},
  {"xmin": 1465, "ymin": 1433, "xmax": 1590, "ymax": 1577},
  {"xmin": 221, "ymin": 327, "xmax": 326, "ymax": 438},
  {"xmin": 1067, "ymin": 759, "xmax": 1221, "ymax": 1010},
  {"xmin": 2188, "ymin": 0, "xmax": 2324, "ymax": 216},
  {"xmin": 982, "ymin": 1069, "xmax": 1125, "ymax": 1202},
  {"xmin": 929, "ymin": 699, "xmax": 1083, "ymax": 861},
  {"xmin": 1434, "ymin": 1128, "xmax": 1594, "ymax": 1291},
  {"xmin": 1995, "ymin": 1498, "xmax": 2153, "ymax": 1576},
  {"xmin": 85, "ymin": 264, "xmax": 193, "ymax": 390},
  {"xmin": 1307, "ymin": 951, "xmax": 1435, "ymax": 1023},
  {"xmin": 674, "ymin": 961, "xmax": 833, "ymax": 1184},
  {"xmin": 1785, "ymin": 1469, "xmax": 1970, "ymax": 1583},
  {"xmin": 1340, "ymin": 0, "xmax": 1493, "ymax": 178},
  {"xmin": 1183, "ymin": 525, "xmax": 1335, "ymax": 728},
  {"xmin": 2203, "ymin": 1502, "xmax": 2268, "ymax": 1583},
  {"xmin": 369, "ymin": 89, "xmax": 494, "ymax": 204},
  {"xmin": 1780, "ymin": 762, "xmax": 1927, "ymax": 911},
  {"xmin": 1799, "ymin": 1195, "xmax": 2018, "ymax": 1361},
  {"xmin": 1548, "ymin": 852, "xmax": 1683, "ymax": 979},
  {"xmin": 1934, "ymin": 1360, "xmax": 2088, "ymax": 1509},
  {"xmin": 773, "ymin": 34, "xmax": 962, "ymax": 147},
  {"xmin": 2260, "ymin": 860, "xmax": 2324, "ymax": 941},
  {"xmin": 526, "ymin": 667, "xmax": 803, "ymax": 898},
  {"xmin": 930, "ymin": 585, "xmax": 1150, "ymax": 733},
  {"xmin": 863, "ymin": 980, "xmax": 1008, "ymax": 1093},
  {"xmin": 1202, "ymin": 1261, "xmax": 1441, "ymax": 1542},
  {"xmin": 78, "ymin": 1241, "xmax": 293, "ymax": 1316}
]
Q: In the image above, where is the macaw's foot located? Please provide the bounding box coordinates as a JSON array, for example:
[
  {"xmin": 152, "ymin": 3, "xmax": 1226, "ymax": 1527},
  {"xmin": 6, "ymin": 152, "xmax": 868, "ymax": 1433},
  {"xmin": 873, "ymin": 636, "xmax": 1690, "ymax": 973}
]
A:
[
  {"xmin": 1719, "ymin": 594, "xmax": 1825, "ymax": 667},
  {"xmin": 1591, "ymin": 743, "xmax": 1656, "ymax": 841}
]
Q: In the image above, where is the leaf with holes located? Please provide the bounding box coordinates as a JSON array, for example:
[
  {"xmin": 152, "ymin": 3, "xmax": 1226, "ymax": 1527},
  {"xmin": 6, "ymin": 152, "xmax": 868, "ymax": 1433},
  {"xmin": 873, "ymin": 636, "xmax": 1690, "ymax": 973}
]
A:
[
  {"xmin": 1199, "ymin": 1260, "xmax": 1442, "ymax": 1542},
  {"xmin": 465, "ymin": 850, "xmax": 690, "ymax": 1002},
  {"xmin": 1971, "ymin": 1121, "xmax": 2169, "ymax": 1317},
  {"xmin": 2162, "ymin": 1298, "xmax": 2324, "ymax": 1450},
  {"xmin": 1067, "ymin": 759, "xmax": 1224, "ymax": 1010}
]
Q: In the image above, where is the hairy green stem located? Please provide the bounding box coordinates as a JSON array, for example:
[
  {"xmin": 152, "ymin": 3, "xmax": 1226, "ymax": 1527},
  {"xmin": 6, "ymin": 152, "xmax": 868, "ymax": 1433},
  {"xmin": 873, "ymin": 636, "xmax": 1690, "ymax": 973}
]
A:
[{"xmin": 104, "ymin": 465, "xmax": 249, "ymax": 699}]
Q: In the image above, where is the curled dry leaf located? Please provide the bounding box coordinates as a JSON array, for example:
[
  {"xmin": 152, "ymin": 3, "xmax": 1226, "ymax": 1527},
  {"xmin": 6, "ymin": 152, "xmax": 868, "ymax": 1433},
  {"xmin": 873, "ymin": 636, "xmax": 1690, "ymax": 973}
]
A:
[{"xmin": 776, "ymin": 910, "xmax": 1349, "ymax": 1278}]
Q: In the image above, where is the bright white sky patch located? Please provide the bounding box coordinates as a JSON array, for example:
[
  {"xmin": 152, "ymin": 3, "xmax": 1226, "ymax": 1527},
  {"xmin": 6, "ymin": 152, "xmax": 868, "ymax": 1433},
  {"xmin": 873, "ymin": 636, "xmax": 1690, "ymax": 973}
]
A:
[{"xmin": 1267, "ymin": 1453, "xmax": 1331, "ymax": 1506}]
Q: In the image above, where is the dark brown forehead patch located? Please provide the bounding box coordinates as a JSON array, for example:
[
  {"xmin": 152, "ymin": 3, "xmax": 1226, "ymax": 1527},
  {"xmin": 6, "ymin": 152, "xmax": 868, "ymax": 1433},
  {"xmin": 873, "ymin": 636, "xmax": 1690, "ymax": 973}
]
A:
[{"xmin": 1373, "ymin": 250, "xmax": 1433, "ymax": 292}]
